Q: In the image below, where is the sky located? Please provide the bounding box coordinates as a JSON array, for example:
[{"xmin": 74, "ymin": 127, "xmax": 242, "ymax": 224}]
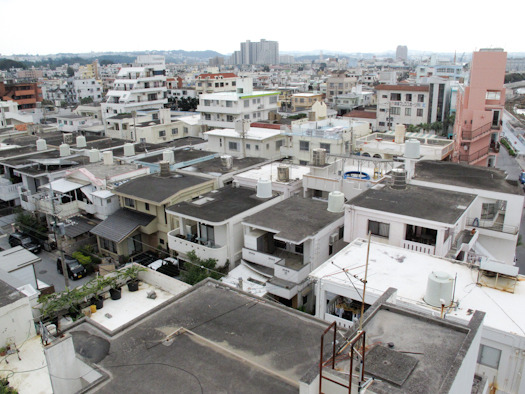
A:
[{"xmin": 1, "ymin": 0, "xmax": 524, "ymax": 57}]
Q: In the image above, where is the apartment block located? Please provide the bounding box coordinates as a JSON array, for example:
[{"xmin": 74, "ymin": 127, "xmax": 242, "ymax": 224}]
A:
[{"xmin": 376, "ymin": 84, "xmax": 430, "ymax": 131}]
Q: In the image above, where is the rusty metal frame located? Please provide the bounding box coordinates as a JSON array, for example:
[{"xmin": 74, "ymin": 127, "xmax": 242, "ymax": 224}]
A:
[{"xmin": 319, "ymin": 322, "xmax": 367, "ymax": 394}]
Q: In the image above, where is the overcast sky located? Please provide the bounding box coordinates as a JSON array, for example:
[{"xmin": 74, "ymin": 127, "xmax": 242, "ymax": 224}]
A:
[{"xmin": 1, "ymin": 0, "xmax": 523, "ymax": 57}]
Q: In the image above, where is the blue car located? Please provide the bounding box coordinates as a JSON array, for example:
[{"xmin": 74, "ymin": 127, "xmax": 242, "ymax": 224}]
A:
[{"xmin": 520, "ymin": 172, "xmax": 525, "ymax": 184}]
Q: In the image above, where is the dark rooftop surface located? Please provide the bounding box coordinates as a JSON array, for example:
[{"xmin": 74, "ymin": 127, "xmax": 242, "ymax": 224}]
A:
[
  {"xmin": 2, "ymin": 132, "xmax": 109, "ymax": 148},
  {"xmin": 63, "ymin": 216, "xmax": 100, "ymax": 238},
  {"xmin": 243, "ymin": 196, "xmax": 344, "ymax": 243},
  {"xmin": 90, "ymin": 208, "xmax": 156, "ymax": 243},
  {"xmin": 349, "ymin": 183, "xmax": 476, "ymax": 224},
  {"xmin": 167, "ymin": 186, "xmax": 278, "ymax": 223},
  {"xmin": 110, "ymin": 138, "xmax": 204, "ymax": 157},
  {"xmin": 115, "ymin": 173, "xmax": 211, "ymax": 203},
  {"xmin": 183, "ymin": 156, "xmax": 266, "ymax": 175},
  {"xmin": 413, "ymin": 160, "xmax": 522, "ymax": 195},
  {"xmin": 0, "ymin": 279, "xmax": 24, "ymax": 308},
  {"xmin": 137, "ymin": 148, "xmax": 214, "ymax": 164},
  {"xmin": 69, "ymin": 281, "xmax": 329, "ymax": 393}
]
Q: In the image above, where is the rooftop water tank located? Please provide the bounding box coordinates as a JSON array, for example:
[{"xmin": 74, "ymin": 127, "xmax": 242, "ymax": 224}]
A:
[
  {"xmin": 327, "ymin": 191, "xmax": 345, "ymax": 212},
  {"xmin": 36, "ymin": 138, "xmax": 47, "ymax": 151},
  {"xmin": 163, "ymin": 150, "xmax": 175, "ymax": 164},
  {"xmin": 394, "ymin": 124, "xmax": 406, "ymax": 144},
  {"xmin": 277, "ymin": 165, "xmax": 290, "ymax": 182},
  {"xmin": 59, "ymin": 143, "xmax": 70, "ymax": 157},
  {"xmin": 390, "ymin": 168, "xmax": 407, "ymax": 190},
  {"xmin": 89, "ymin": 149, "xmax": 100, "ymax": 163},
  {"xmin": 76, "ymin": 135, "xmax": 87, "ymax": 148},
  {"xmin": 424, "ymin": 271, "xmax": 454, "ymax": 307},
  {"xmin": 312, "ymin": 148, "xmax": 326, "ymax": 166},
  {"xmin": 103, "ymin": 150, "xmax": 113, "ymax": 165},
  {"xmin": 159, "ymin": 161, "xmax": 170, "ymax": 177},
  {"xmin": 405, "ymin": 139, "xmax": 421, "ymax": 159},
  {"xmin": 256, "ymin": 178, "xmax": 272, "ymax": 199},
  {"xmin": 123, "ymin": 143, "xmax": 135, "ymax": 157},
  {"xmin": 221, "ymin": 155, "xmax": 233, "ymax": 170}
]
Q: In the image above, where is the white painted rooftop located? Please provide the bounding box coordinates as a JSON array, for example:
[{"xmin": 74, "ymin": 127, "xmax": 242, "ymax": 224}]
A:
[
  {"xmin": 206, "ymin": 127, "xmax": 282, "ymax": 140},
  {"xmin": 236, "ymin": 162, "xmax": 310, "ymax": 183},
  {"xmin": 176, "ymin": 115, "xmax": 200, "ymax": 126},
  {"xmin": 221, "ymin": 262, "xmax": 268, "ymax": 297},
  {"xmin": 0, "ymin": 336, "xmax": 53, "ymax": 394},
  {"xmin": 310, "ymin": 239, "xmax": 525, "ymax": 337},
  {"xmin": 89, "ymin": 280, "xmax": 190, "ymax": 333},
  {"xmin": 91, "ymin": 190, "xmax": 114, "ymax": 199}
]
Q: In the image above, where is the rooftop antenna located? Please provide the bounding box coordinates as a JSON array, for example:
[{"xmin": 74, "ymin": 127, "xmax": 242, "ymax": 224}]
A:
[{"xmin": 358, "ymin": 231, "xmax": 371, "ymax": 331}]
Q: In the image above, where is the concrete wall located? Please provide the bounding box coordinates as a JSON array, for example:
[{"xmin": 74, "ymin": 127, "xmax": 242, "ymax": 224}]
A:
[
  {"xmin": 0, "ymin": 296, "xmax": 36, "ymax": 346},
  {"xmin": 45, "ymin": 336, "xmax": 103, "ymax": 394}
]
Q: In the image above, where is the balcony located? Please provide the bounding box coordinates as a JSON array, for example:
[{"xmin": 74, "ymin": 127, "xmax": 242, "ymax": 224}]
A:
[
  {"xmin": 242, "ymin": 248, "xmax": 282, "ymax": 269},
  {"xmin": 275, "ymin": 260, "xmax": 311, "ymax": 283},
  {"xmin": 467, "ymin": 216, "xmax": 518, "ymax": 235},
  {"xmin": 325, "ymin": 313, "xmax": 355, "ymax": 330},
  {"xmin": 0, "ymin": 180, "xmax": 22, "ymax": 202},
  {"xmin": 458, "ymin": 146, "xmax": 489, "ymax": 164},
  {"xmin": 401, "ymin": 240, "xmax": 435, "ymax": 255},
  {"xmin": 168, "ymin": 230, "xmax": 228, "ymax": 264},
  {"xmin": 461, "ymin": 122, "xmax": 492, "ymax": 141}
]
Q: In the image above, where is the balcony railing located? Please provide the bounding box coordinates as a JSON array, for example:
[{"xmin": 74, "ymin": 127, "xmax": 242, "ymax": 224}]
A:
[
  {"xmin": 461, "ymin": 122, "xmax": 492, "ymax": 141},
  {"xmin": 458, "ymin": 147, "xmax": 489, "ymax": 163},
  {"xmin": 168, "ymin": 230, "xmax": 228, "ymax": 263},
  {"xmin": 0, "ymin": 182, "xmax": 22, "ymax": 202},
  {"xmin": 466, "ymin": 217, "xmax": 518, "ymax": 235},
  {"xmin": 242, "ymin": 248, "xmax": 282, "ymax": 269},
  {"xmin": 275, "ymin": 261, "xmax": 311, "ymax": 284},
  {"xmin": 401, "ymin": 240, "xmax": 435, "ymax": 255},
  {"xmin": 325, "ymin": 313, "xmax": 355, "ymax": 330}
]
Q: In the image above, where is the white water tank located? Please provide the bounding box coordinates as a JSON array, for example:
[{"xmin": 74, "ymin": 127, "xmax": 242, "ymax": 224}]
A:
[
  {"xmin": 424, "ymin": 271, "xmax": 454, "ymax": 307},
  {"xmin": 36, "ymin": 138, "xmax": 47, "ymax": 151},
  {"xmin": 163, "ymin": 150, "xmax": 175, "ymax": 164},
  {"xmin": 256, "ymin": 178, "xmax": 272, "ymax": 199},
  {"xmin": 76, "ymin": 135, "xmax": 87, "ymax": 148},
  {"xmin": 123, "ymin": 143, "xmax": 135, "ymax": 157},
  {"xmin": 59, "ymin": 143, "xmax": 70, "ymax": 157},
  {"xmin": 405, "ymin": 139, "xmax": 421, "ymax": 159},
  {"xmin": 327, "ymin": 191, "xmax": 345, "ymax": 212},
  {"xmin": 89, "ymin": 149, "xmax": 101, "ymax": 163},
  {"xmin": 103, "ymin": 150, "xmax": 113, "ymax": 165},
  {"xmin": 277, "ymin": 165, "xmax": 290, "ymax": 182},
  {"xmin": 394, "ymin": 124, "xmax": 406, "ymax": 144},
  {"xmin": 221, "ymin": 155, "xmax": 233, "ymax": 170}
]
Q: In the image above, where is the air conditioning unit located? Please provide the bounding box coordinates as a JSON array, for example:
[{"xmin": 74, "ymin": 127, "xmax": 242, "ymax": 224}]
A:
[{"xmin": 329, "ymin": 233, "xmax": 338, "ymax": 245}]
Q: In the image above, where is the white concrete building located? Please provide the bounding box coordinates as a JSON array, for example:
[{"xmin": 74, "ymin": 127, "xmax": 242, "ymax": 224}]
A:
[
  {"xmin": 101, "ymin": 57, "xmax": 167, "ymax": 122},
  {"xmin": 0, "ymin": 100, "xmax": 33, "ymax": 127},
  {"xmin": 72, "ymin": 79, "xmax": 103, "ymax": 102},
  {"xmin": 194, "ymin": 73, "xmax": 238, "ymax": 94},
  {"xmin": 376, "ymin": 84, "xmax": 430, "ymax": 131},
  {"xmin": 310, "ymin": 239, "xmax": 525, "ymax": 393},
  {"xmin": 197, "ymin": 78, "xmax": 279, "ymax": 129}
]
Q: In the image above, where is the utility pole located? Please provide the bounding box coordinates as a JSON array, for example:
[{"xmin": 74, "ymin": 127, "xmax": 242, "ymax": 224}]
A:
[{"xmin": 49, "ymin": 182, "xmax": 69, "ymax": 288}]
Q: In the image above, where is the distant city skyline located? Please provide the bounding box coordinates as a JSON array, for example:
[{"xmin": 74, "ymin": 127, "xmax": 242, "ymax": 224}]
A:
[{"xmin": 1, "ymin": 0, "xmax": 522, "ymax": 57}]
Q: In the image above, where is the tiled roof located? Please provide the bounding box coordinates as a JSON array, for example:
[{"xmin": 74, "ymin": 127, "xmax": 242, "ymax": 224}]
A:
[{"xmin": 90, "ymin": 209, "xmax": 155, "ymax": 243}]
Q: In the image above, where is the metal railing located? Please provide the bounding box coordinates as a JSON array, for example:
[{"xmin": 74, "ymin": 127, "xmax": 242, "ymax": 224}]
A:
[
  {"xmin": 461, "ymin": 122, "xmax": 492, "ymax": 141},
  {"xmin": 458, "ymin": 146, "xmax": 489, "ymax": 163}
]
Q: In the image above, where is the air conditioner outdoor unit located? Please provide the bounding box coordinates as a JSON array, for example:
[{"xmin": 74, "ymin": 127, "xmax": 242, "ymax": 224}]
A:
[{"xmin": 329, "ymin": 233, "xmax": 338, "ymax": 245}]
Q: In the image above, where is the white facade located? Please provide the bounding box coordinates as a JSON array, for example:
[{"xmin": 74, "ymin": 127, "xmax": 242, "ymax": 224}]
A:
[
  {"xmin": 206, "ymin": 125, "xmax": 285, "ymax": 159},
  {"xmin": 195, "ymin": 73, "xmax": 238, "ymax": 94},
  {"xmin": 197, "ymin": 78, "xmax": 279, "ymax": 129},
  {"xmin": 101, "ymin": 57, "xmax": 167, "ymax": 122},
  {"xmin": 376, "ymin": 85, "xmax": 430, "ymax": 131},
  {"xmin": 0, "ymin": 100, "xmax": 33, "ymax": 127},
  {"xmin": 72, "ymin": 79, "xmax": 103, "ymax": 102}
]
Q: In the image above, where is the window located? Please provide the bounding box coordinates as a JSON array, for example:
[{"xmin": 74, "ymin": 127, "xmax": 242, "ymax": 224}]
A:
[
  {"xmin": 244, "ymin": 100, "xmax": 249, "ymax": 108},
  {"xmin": 417, "ymin": 109, "xmax": 423, "ymax": 117},
  {"xmin": 145, "ymin": 203, "xmax": 150, "ymax": 211},
  {"xmin": 418, "ymin": 94, "xmax": 425, "ymax": 102},
  {"xmin": 486, "ymin": 91, "xmax": 501, "ymax": 100},
  {"xmin": 481, "ymin": 202, "xmax": 497, "ymax": 220},
  {"xmin": 246, "ymin": 143, "xmax": 251, "ymax": 150},
  {"xmin": 100, "ymin": 237, "xmax": 117, "ymax": 253},
  {"xmin": 228, "ymin": 141, "xmax": 239, "ymax": 151},
  {"xmin": 266, "ymin": 143, "xmax": 269, "ymax": 150},
  {"xmin": 255, "ymin": 145, "xmax": 259, "ymax": 151},
  {"xmin": 204, "ymin": 114, "xmax": 211, "ymax": 120},
  {"xmin": 276, "ymin": 139, "xmax": 284, "ymax": 149},
  {"xmin": 299, "ymin": 141, "xmax": 309, "ymax": 151},
  {"xmin": 159, "ymin": 130, "xmax": 166, "ymax": 137},
  {"xmin": 477, "ymin": 345, "xmax": 501, "ymax": 369},
  {"xmin": 269, "ymin": 95, "xmax": 277, "ymax": 104},
  {"xmin": 226, "ymin": 101, "xmax": 232, "ymax": 107},
  {"xmin": 380, "ymin": 108, "xmax": 386, "ymax": 112},
  {"xmin": 390, "ymin": 107, "xmax": 401, "ymax": 115},
  {"xmin": 172, "ymin": 128, "xmax": 178, "ymax": 135},
  {"xmin": 368, "ymin": 220, "xmax": 389, "ymax": 238},
  {"xmin": 405, "ymin": 94, "xmax": 412, "ymax": 102},
  {"xmin": 405, "ymin": 108, "xmax": 412, "ymax": 116},
  {"xmin": 320, "ymin": 143, "xmax": 331, "ymax": 153},
  {"xmin": 379, "ymin": 122, "xmax": 385, "ymax": 126},
  {"xmin": 244, "ymin": 114, "xmax": 250, "ymax": 119},
  {"xmin": 390, "ymin": 93, "xmax": 401, "ymax": 101},
  {"xmin": 299, "ymin": 160, "xmax": 308, "ymax": 165},
  {"xmin": 124, "ymin": 197, "xmax": 135, "ymax": 208},
  {"xmin": 382, "ymin": 95, "xmax": 387, "ymax": 98},
  {"xmin": 227, "ymin": 115, "xmax": 234, "ymax": 122}
]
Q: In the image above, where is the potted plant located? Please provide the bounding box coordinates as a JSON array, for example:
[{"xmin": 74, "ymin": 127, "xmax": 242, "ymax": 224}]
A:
[
  {"xmin": 121, "ymin": 264, "xmax": 146, "ymax": 292},
  {"xmin": 108, "ymin": 276, "xmax": 122, "ymax": 300},
  {"xmin": 87, "ymin": 276, "xmax": 110, "ymax": 310}
]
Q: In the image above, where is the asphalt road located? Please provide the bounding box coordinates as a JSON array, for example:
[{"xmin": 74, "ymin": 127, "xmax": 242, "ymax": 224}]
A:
[{"xmin": 0, "ymin": 233, "xmax": 93, "ymax": 292}]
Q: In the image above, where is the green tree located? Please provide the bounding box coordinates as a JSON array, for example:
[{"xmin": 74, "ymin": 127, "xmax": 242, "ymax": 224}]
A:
[
  {"xmin": 66, "ymin": 66, "xmax": 74, "ymax": 77},
  {"xmin": 180, "ymin": 251, "xmax": 223, "ymax": 285},
  {"xmin": 60, "ymin": 101, "xmax": 68, "ymax": 108},
  {"xmin": 80, "ymin": 97, "xmax": 93, "ymax": 105},
  {"xmin": 15, "ymin": 211, "xmax": 48, "ymax": 241}
]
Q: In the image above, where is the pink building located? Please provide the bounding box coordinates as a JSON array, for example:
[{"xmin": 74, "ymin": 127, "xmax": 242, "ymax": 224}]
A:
[{"xmin": 453, "ymin": 49, "xmax": 506, "ymax": 167}]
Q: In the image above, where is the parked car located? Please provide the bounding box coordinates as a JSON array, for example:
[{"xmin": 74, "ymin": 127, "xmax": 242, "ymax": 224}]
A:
[
  {"xmin": 147, "ymin": 257, "xmax": 180, "ymax": 277},
  {"xmin": 57, "ymin": 255, "xmax": 87, "ymax": 280},
  {"xmin": 8, "ymin": 232, "xmax": 41, "ymax": 254},
  {"xmin": 520, "ymin": 172, "xmax": 525, "ymax": 185}
]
